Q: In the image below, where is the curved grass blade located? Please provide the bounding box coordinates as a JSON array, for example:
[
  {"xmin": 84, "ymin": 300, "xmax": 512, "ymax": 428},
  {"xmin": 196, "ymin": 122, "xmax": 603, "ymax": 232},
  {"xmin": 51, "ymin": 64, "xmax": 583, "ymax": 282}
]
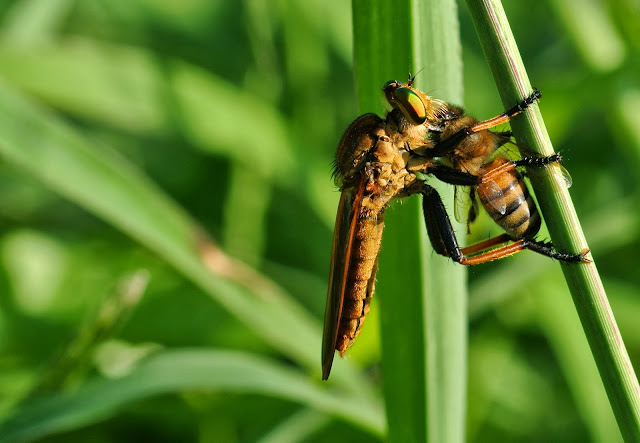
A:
[
  {"xmin": 0, "ymin": 350, "xmax": 384, "ymax": 442},
  {"xmin": 0, "ymin": 80, "xmax": 379, "ymax": 405}
]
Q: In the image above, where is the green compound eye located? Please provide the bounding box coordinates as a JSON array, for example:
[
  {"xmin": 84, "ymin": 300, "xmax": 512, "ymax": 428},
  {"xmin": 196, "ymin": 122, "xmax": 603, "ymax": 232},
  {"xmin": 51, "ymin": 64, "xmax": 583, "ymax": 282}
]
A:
[{"xmin": 395, "ymin": 87, "xmax": 427, "ymax": 125}]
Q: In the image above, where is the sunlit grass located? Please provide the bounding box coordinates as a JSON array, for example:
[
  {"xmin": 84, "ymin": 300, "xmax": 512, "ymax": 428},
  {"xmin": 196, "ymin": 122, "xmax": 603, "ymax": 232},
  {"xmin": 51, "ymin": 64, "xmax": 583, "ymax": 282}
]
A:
[{"xmin": 0, "ymin": 0, "xmax": 638, "ymax": 441}]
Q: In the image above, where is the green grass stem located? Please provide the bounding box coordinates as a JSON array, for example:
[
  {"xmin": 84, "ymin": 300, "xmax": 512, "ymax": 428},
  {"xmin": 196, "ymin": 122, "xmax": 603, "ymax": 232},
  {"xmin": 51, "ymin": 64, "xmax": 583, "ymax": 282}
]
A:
[{"xmin": 466, "ymin": 0, "xmax": 640, "ymax": 439}]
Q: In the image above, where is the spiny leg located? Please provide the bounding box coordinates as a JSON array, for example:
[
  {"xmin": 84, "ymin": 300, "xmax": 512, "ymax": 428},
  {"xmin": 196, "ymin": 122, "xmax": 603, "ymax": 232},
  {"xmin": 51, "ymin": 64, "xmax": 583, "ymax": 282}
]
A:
[
  {"xmin": 420, "ymin": 183, "xmax": 589, "ymax": 264},
  {"xmin": 459, "ymin": 238, "xmax": 591, "ymax": 265},
  {"xmin": 429, "ymin": 89, "xmax": 542, "ymax": 158},
  {"xmin": 480, "ymin": 153, "xmax": 562, "ymax": 184},
  {"xmin": 470, "ymin": 89, "xmax": 541, "ymax": 132}
]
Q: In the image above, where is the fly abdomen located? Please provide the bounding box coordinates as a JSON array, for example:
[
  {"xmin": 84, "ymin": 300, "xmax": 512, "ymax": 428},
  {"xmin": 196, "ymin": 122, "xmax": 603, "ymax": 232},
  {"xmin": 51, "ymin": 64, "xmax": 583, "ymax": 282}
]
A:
[
  {"xmin": 478, "ymin": 168, "xmax": 541, "ymax": 240},
  {"xmin": 335, "ymin": 215, "xmax": 384, "ymax": 354}
]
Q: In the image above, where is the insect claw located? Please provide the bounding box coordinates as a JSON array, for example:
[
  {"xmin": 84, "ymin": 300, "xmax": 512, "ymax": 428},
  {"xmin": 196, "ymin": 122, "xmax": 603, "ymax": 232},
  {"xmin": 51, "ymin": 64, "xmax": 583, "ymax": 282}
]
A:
[
  {"xmin": 579, "ymin": 248, "xmax": 592, "ymax": 263},
  {"xmin": 531, "ymin": 88, "xmax": 542, "ymax": 101}
]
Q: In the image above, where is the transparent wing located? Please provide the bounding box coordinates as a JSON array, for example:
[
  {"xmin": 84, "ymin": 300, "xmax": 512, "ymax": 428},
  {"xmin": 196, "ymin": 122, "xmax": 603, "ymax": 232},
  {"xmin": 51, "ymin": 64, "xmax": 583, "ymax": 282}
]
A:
[
  {"xmin": 454, "ymin": 185, "xmax": 473, "ymax": 224},
  {"xmin": 454, "ymin": 185, "xmax": 480, "ymax": 234},
  {"xmin": 547, "ymin": 162, "xmax": 573, "ymax": 189}
]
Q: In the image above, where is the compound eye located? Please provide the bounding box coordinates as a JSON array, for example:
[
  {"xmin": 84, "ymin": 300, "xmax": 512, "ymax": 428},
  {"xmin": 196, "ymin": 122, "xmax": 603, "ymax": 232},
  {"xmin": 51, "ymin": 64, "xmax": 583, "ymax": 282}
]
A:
[
  {"xmin": 382, "ymin": 80, "xmax": 399, "ymax": 101},
  {"xmin": 395, "ymin": 87, "xmax": 427, "ymax": 124},
  {"xmin": 383, "ymin": 79, "xmax": 399, "ymax": 89}
]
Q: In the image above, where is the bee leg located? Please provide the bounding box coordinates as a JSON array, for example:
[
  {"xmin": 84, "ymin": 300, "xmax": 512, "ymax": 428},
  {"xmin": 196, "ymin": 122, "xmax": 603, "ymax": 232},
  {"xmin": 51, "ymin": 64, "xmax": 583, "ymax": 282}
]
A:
[
  {"xmin": 513, "ymin": 154, "xmax": 562, "ymax": 167},
  {"xmin": 479, "ymin": 153, "xmax": 563, "ymax": 184},
  {"xmin": 521, "ymin": 240, "xmax": 591, "ymax": 263},
  {"xmin": 458, "ymin": 238, "xmax": 590, "ymax": 264},
  {"xmin": 428, "ymin": 90, "xmax": 541, "ymax": 157},
  {"xmin": 470, "ymin": 89, "xmax": 541, "ymax": 132},
  {"xmin": 420, "ymin": 184, "xmax": 589, "ymax": 264}
]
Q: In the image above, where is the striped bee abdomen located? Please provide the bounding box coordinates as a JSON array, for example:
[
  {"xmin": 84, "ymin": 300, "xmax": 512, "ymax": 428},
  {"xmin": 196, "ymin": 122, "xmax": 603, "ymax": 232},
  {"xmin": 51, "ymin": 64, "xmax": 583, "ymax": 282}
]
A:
[{"xmin": 477, "ymin": 165, "xmax": 541, "ymax": 240}]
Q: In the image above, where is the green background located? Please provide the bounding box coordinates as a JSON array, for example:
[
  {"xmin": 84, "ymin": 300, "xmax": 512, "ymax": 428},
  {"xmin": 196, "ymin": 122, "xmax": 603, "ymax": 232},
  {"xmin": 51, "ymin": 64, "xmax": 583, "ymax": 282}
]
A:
[{"xmin": 0, "ymin": 0, "xmax": 638, "ymax": 441}]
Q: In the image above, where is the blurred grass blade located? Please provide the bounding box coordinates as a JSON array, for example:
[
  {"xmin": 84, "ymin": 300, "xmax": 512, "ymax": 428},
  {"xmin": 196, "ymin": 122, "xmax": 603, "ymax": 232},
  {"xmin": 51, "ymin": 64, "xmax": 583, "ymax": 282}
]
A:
[
  {"xmin": 1, "ymin": 0, "xmax": 73, "ymax": 46},
  {"xmin": 27, "ymin": 271, "xmax": 149, "ymax": 396},
  {"xmin": 0, "ymin": 80, "xmax": 350, "ymax": 386},
  {"xmin": 536, "ymin": 280, "xmax": 623, "ymax": 442},
  {"xmin": 466, "ymin": 0, "xmax": 640, "ymax": 439},
  {"xmin": 412, "ymin": 2, "xmax": 467, "ymax": 443},
  {"xmin": 0, "ymin": 40, "xmax": 294, "ymax": 180},
  {"xmin": 257, "ymin": 409, "xmax": 331, "ymax": 443},
  {"xmin": 546, "ymin": 0, "xmax": 626, "ymax": 72},
  {"xmin": 352, "ymin": 2, "xmax": 426, "ymax": 440},
  {"xmin": 0, "ymin": 349, "xmax": 385, "ymax": 442},
  {"xmin": 351, "ymin": 0, "xmax": 467, "ymax": 441}
]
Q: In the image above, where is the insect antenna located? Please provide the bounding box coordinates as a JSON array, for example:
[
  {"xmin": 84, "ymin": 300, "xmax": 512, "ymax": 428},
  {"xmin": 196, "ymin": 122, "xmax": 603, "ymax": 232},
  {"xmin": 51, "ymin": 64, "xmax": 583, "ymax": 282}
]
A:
[{"xmin": 407, "ymin": 68, "xmax": 424, "ymax": 86}]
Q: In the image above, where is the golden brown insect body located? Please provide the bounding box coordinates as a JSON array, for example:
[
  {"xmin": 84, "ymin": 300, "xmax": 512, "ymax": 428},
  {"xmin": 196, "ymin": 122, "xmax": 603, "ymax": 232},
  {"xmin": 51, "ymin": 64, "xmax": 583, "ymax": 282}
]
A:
[
  {"xmin": 322, "ymin": 79, "xmax": 588, "ymax": 380},
  {"xmin": 322, "ymin": 84, "xmax": 447, "ymax": 380},
  {"xmin": 438, "ymin": 111, "xmax": 541, "ymax": 240}
]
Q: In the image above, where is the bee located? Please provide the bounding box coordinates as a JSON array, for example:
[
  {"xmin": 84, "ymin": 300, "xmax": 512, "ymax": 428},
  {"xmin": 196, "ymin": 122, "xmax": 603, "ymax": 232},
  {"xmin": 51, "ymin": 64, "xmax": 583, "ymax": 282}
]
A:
[{"xmin": 322, "ymin": 77, "xmax": 589, "ymax": 380}]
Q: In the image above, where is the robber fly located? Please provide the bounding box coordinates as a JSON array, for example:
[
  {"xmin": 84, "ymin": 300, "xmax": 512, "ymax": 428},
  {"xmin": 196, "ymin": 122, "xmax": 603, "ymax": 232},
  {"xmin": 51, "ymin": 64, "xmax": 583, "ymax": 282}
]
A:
[{"xmin": 322, "ymin": 77, "xmax": 589, "ymax": 380}]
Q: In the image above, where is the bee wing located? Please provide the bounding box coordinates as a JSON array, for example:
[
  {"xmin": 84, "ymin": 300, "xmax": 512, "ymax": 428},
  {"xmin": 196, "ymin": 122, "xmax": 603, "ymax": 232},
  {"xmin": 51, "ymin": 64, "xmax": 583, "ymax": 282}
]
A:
[
  {"xmin": 546, "ymin": 162, "xmax": 573, "ymax": 189},
  {"xmin": 454, "ymin": 185, "xmax": 474, "ymax": 223},
  {"xmin": 501, "ymin": 139, "xmax": 573, "ymax": 189},
  {"xmin": 322, "ymin": 178, "xmax": 365, "ymax": 380},
  {"xmin": 496, "ymin": 138, "xmax": 521, "ymax": 161},
  {"xmin": 519, "ymin": 156, "xmax": 573, "ymax": 190},
  {"xmin": 454, "ymin": 186, "xmax": 480, "ymax": 234}
]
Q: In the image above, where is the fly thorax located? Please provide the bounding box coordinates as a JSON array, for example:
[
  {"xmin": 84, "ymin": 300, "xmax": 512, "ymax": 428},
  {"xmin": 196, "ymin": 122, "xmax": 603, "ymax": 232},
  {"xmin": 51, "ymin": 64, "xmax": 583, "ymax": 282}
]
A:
[
  {"xmin": 402, "ymin": 172, "xmax": 417, "ymax": 188},
  {"xmin": 373, "ymin": 137, "xmax": 397, "ymax": 164},
  {"xmin": 388, "ymin": 109, "xmax": 430, "ymax": 145},
  {"xmin": 394, "ymin": 150, "xmax": 411, "ymax": 172},
  {"xmin": 402, "ymin": 124, "xmax": 430, "ymax": 147},
  {"xmin": 406, "ymin": 154, "xmax": 433, "ymax": 173}
]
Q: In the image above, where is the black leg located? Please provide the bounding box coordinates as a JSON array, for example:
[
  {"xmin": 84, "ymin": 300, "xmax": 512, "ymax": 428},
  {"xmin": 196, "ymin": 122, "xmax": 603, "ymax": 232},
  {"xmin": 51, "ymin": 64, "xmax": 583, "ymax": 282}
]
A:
[
  {"xmin": 419, "ymin": 183, "xmax": 590, "ymax": 264},
  {"xmin": 521, "ymin": 240, "xmax": 589, "ymax": 262},
  {"xmin": 426, "ymin": 164, "xmax": 480, "ymax": 186},
  {"xmin": 503, "ymin": 89, "xmax": 541, "ymax": 117},
  {"xmin": 513, "ymin": 153, "xmax": 561, "ymax": 168},
  {"xmin": 421, "ymin": 184, "xmax": 463, "ymax": 261}
]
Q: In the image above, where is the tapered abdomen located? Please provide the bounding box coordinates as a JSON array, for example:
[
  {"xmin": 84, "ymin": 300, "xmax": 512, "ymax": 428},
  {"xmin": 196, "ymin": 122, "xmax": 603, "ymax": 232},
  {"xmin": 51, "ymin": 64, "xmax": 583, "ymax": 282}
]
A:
[{"xmin": 335, "ymin": 211, "xmax": 385, "ymax": 354}]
